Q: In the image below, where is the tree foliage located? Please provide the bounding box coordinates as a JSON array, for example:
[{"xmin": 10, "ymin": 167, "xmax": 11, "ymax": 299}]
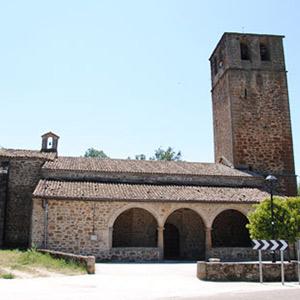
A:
[
  {"xmin": 149, "ymin": 147, "xmax": 182, "ymax": 161},
  {"xmin": 84, "ymin": 148, "xmax": 109, "ymax": 158},
  {"xmin": 247, "ymin": 197, "xmax": 300, "ymax": 243},
  {"xmin": 135, "ymin": 154, "xmax": 146, "ymax": 160},
  {"xmin": 84, "ymin": 146, "xmax": 182, "ymax": 161}
]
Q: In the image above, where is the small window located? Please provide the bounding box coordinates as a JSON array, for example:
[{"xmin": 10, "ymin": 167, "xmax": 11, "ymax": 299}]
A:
[
  {"xmin": 240, "ymin": 42, "xmax": 250, "ymax": 60},
  {"xmin": 260, "ymin": 43, "xmax": 270, "ymax": 61}
]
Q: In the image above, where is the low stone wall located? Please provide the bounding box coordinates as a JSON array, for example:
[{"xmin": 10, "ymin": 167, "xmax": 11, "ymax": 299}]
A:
[
  {"xmin": 208, "ymin": 247, "xmax": 262, "ymax": 261},
  {"xmin": 38, "ymin": 249, "xmax": 95, "ymax": 274},
  {"xmin": 207, "ymin": 247, "xmax": 294, "ymax": 261},
  {"xmin": 92, "ymin": 247, "xmax": 160, "ymax": 261},
  {"xmin": 197, "ymin": 261, "xmax": 298, "ymax": 282},
  {"xmin": 38, "ymin": 246, "xmax": 160, "ymax": 262},
  {"xmin": 109, "ymin": 247, "xmax": 160, "ymax": 262}
]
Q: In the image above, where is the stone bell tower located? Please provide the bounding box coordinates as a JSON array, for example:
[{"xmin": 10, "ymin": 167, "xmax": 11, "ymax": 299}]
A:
[{"xmin": 210, "ymin": 32, "xmax": 297, "ymax": 196}]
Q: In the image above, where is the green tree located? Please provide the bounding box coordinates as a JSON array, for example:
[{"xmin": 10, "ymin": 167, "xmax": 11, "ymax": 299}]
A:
[
  {"xmin": 84, "ymin": 148, "xmax": 109, "ymax": 158},
  {"xmin": 247, "ymin": 197, "xmax": 300, "ymax": 243},
  {"xmin": 298, "ymin": 183, "xmax": 300, "ymax": 196},
  {"xmin": 150, "ymin": 147, "xmax": 182, "ymax": 161},
  {"xmin": 135, "ymin": 154, "xmax": 146, "ymax": 160},
  {"xmin": 286, "ymin": 197, "xmax": 300, "ymax": 240}
]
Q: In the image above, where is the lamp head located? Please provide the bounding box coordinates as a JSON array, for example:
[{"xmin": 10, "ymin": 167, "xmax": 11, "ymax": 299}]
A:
[{"xmin": 265, "ymin": 175, "xmax": 278, "ymax": 183}]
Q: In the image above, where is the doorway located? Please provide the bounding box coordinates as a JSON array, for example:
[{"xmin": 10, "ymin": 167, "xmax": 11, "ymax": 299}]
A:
[{"xmin": 164, "ymin": 223, "xmax": 180, "ymax": 259}]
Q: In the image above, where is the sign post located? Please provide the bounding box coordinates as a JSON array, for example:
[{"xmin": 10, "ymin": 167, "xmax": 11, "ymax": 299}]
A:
[
  {"xmin": 280, "ymin": 250, "xmax": 284, "ymax": 285},
  {"xmin": 258, "ymin": 249, "xmax": 263, "ymax": 283},
  {"xmin": 252, "ymin": 239, "xmax": 288, "ymax": 284}
]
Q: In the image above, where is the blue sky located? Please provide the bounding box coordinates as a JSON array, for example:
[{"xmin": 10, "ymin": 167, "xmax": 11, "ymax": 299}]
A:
[{"xmin": 0, "ymin": 0, "xmax": 299, "ymax": 178}]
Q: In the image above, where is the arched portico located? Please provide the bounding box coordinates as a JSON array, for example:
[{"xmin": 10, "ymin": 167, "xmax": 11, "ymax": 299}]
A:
[
  {"xmin": 112, "ymin": 208, "xmax": 158, "ymax": 247},
  {"xmin": 163, "ymin": 208, "xmax": 205, "ymax": 260},
  {"xmin": 211, "ymin": 209, "xmax": 251, "ymax": 247}
]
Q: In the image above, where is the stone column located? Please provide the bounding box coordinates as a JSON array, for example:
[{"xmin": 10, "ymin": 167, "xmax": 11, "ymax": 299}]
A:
[
  {"xmin": 157, "ymin": 226, "xmax": 164, "ymax": 260},
  {"xmin": 108, "ymin": 226, "xmax": 113, "ymax": 249},
  {"xmin": 205, "ymin": 226, "xmax": 212, "ymax": 259}
]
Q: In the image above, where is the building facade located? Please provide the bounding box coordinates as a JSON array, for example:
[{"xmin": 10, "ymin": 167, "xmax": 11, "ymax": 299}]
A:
[{"xmin": 0, "ymin": 32, "xmax": 297, "ymax": 261}]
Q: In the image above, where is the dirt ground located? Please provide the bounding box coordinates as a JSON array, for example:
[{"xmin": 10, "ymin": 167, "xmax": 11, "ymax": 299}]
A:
[{"xmin": 0, "ymin": 263, "xmax": 299, "ymax": 300}]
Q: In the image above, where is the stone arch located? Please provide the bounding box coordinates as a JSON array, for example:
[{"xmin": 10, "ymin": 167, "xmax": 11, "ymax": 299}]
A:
[
  {"xmin": 208, "ymin": 205, "xmax": 249, "ymax": 228},
  {"xmin": 112, "ymin": 207, "xmax": 158, "ymax": 247},
  {"xmin": 161, "ymin": 207, "xmax": 208, "ymax": 229},
  {"xmin": 108, "ymin": 203, "xmax": 160, "ymax": 228},
  {"xmin": 211, "ymin": 209, "xmax": 251, "ymax": 247},
  {"xmin": 163, "ymin": 208, "xmax": 205, "ymax": 260}
]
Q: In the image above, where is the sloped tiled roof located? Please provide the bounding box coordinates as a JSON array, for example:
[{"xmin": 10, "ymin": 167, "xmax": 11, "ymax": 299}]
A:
[
  {"xmin": 33, "ymin": 180, "xmax": 268, "ymax": 203},
  {"xmin": 43, "ymin": 157, "xmax": 256, "ymax": 177},
  {"xmin": 0, "ymin": 148, "xmax": 56, "ymax": 160}
]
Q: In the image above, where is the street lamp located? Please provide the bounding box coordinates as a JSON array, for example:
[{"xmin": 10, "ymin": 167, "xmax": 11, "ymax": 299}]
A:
[{"xmin": 265, "ymin": 174, "xmax": 278, "ymax": 263}]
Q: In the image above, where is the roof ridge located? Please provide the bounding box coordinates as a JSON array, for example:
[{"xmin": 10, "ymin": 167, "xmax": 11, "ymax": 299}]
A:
[
  {"xmin": 55, "ymin": 156, "xmax": 218, "ymax": 165},
  {"xmin": 1, "ymin": 147, "xmax": 41, "ymax": 152}
]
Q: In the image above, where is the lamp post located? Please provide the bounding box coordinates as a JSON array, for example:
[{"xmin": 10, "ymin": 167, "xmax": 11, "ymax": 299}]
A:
[{"xmin": 265, "ymin": 174, "xmax": 278, "ymax": 263}]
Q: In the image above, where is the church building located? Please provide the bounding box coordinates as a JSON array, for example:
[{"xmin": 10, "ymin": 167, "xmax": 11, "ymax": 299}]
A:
[{"xmin": 0, "ymin": 32, "xmax": 297, "ymax": 261}]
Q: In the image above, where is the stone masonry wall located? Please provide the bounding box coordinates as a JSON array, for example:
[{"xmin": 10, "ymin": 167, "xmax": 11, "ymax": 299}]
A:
[
  {"xmin": 208, "ymin": 247, "xmax": 294, "ymax": 262},
  {"xmin": 0, "ymin": 158, "xmax": 46, "ymax": 247},
  {"xmin": 0, "ymin": 172, "xmax": 8, "ymax": 246},
  {"xmin": 109, "ymin": 248, "xmax": 160, "ymax": 261},
  {"xmin": 31, "ymin": 198, "xmax": 253, "ymax": 260},
  {"xmin": 229, "ymin": 69, "xmax": 297, "ymax": 195},
  {"xmin": 212, "ymin": 69, "xmax": 234, "ymax": 165}
]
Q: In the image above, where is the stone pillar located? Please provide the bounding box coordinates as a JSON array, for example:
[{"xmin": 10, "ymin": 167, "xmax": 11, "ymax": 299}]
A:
[
  {"xmin": 157, "ymin": 226, "xmax": 164, "ymax": 260},
  {"xmin": 108, "ymin": 226, "xmax": 113, "ymax": 249},
  {"xmin": 205, "ymin": 227, "xmax": 212, "ymax": 259}
]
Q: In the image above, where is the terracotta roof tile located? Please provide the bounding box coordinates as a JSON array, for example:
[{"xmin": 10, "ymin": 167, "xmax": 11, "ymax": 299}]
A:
[
  {"xmin": 33, "ymin": 180, "xmax": 268, "ymax": 203},
  {"xmin": 0, "ymin": 148, "xmax": 56, "ymax": 160},
  {"xmin": 43, "ymin": 157, "xmax": 256, "ymax": 177}
]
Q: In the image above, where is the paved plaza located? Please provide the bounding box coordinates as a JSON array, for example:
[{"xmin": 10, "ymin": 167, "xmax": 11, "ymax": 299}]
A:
[{"xmin": 0, "ymin": 263, "xmax": 299, "ymax": 300}]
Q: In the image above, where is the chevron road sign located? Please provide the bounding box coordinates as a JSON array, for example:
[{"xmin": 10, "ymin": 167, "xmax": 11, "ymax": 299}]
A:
[
  {"xmin": 252, "ymin": 239, "xmax": 288, "ymax": 251},
  {"xmin": 253, "ymin": 239, "xmax": 289, "ymax": 285}
]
